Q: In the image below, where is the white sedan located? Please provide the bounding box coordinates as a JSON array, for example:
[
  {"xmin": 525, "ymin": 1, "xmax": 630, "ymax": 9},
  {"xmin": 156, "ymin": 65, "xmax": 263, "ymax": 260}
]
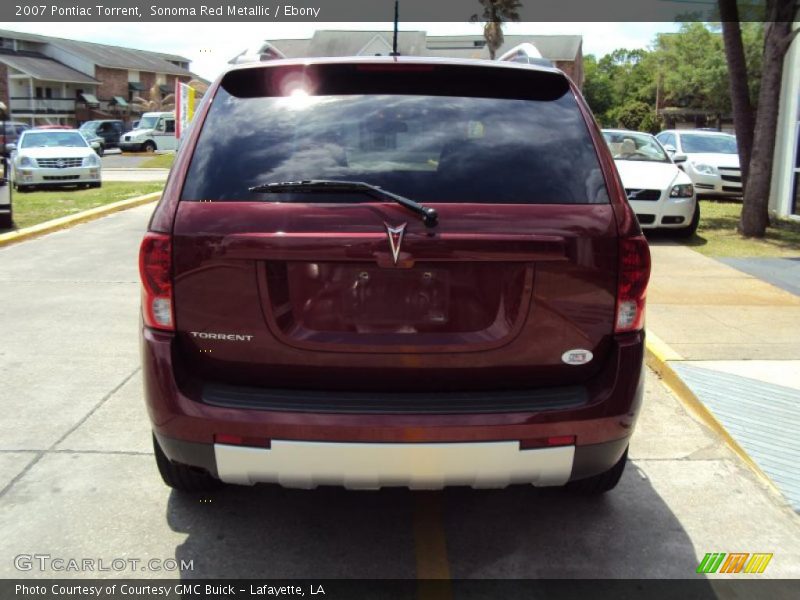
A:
[
  {"xmin": 656, "ymin": 129, "xmax": 741, "ymax": 198},
  {"xmin": 603, "ymin": 129, "xmax": 698, "ymax": 237},
  {"xmin": 9, "ymin": 129, "xmax": 102, "ymax": 193}
]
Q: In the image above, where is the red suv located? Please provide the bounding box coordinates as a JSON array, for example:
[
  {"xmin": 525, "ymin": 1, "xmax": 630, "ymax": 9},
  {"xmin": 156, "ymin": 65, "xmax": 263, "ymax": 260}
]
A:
[{"xmin": 140, "ymin": 57, "xmax": 650, "ymax": 494}]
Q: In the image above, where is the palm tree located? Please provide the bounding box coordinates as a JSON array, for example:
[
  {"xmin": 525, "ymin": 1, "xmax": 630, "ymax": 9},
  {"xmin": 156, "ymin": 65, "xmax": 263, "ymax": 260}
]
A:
[
  {"xmin": 131, "ymin": 83, "xmax": 174, "ymax": 113},
  {"xmin": 131, "ymin": 79, "xmax": 207, "ymax": 113},
  {"xmin": 470, "ymin": 0, "xmax": 522, "ymax": 60}
]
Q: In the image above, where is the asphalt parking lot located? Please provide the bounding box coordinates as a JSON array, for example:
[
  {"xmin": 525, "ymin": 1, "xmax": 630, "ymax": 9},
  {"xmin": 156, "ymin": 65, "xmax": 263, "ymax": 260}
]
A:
[
  {"xmin": 0, "ymin": 203, "xmax": 799, "ymax": 581},
  {"xmin": 101, "ymin": 150, "xmax": 152, "ymax": 169}
]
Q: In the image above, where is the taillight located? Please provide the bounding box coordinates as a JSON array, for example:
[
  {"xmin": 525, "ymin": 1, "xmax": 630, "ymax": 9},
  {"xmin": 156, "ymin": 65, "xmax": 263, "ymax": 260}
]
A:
[
  {"xmin": 138, "ymin": 232, "xmax": 173, "ymax": 330},
  {"xmin": 615, "ymin": 236, "xmax": 651, "ymax": 333}
]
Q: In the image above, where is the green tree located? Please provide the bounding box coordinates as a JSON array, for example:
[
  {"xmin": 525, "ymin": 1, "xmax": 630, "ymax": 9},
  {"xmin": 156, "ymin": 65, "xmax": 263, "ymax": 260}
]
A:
[
  {"xmin": 470, "ymin": 0, "xmax": 521, "ymax": 59},
  {"xmin": 582, "ymin": 55, "xmax": 615, "ymax": 123},
  {"xmin": 654, "ymin": 23, "xmax": 731, "ymax": 115},
  {"xmin": 610, "ymin": 100, "xmax": 660, "ymax": 132}
]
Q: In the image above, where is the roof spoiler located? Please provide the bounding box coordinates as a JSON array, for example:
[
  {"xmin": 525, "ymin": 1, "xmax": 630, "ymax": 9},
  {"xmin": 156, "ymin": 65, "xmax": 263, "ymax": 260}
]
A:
[{"xmin": 498, "ymin": 43, "xmax": 554, "ymax": 67}]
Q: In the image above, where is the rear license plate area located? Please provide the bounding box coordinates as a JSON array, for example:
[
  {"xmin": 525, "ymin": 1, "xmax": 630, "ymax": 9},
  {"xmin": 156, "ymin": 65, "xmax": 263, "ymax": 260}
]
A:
[{"xmin": 341, "ymin": 266, "xmax": 450, "ymax": 328}]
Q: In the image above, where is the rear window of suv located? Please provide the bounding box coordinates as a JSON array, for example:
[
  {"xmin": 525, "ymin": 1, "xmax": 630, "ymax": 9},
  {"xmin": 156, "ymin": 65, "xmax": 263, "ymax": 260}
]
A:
[{"xmin": 181, "ymin": 63, "xmax": 609, "ymax": 205}]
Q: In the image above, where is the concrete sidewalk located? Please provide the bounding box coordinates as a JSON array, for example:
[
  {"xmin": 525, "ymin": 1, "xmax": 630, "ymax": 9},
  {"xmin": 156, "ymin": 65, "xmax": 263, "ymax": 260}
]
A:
[{"xmin": 647, "ymin": 241, "xmax": 800, "ymax": 511}]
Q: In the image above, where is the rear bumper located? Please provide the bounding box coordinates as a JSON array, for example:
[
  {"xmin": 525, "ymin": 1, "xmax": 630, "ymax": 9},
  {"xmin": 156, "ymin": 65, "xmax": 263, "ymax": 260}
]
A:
[
  {"xmin": 155, "ymin": 433, "xmax": 629, "ymax": 490},
  {"xmin": 143, "ymin": 328, "xmax": 644, "ymax": 487}
]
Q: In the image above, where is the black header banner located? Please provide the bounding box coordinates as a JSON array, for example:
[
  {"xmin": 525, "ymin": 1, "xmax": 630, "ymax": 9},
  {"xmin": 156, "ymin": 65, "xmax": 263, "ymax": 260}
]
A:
[{"xmin": 0, "ymin": 0, "xmax": 789, "ymax": 23}]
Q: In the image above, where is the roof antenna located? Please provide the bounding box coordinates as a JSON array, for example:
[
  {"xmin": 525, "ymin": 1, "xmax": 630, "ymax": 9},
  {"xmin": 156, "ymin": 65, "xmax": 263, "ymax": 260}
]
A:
[{"xmin": 390, "ymin": 0, "xmax": 399, "ymax": 56}]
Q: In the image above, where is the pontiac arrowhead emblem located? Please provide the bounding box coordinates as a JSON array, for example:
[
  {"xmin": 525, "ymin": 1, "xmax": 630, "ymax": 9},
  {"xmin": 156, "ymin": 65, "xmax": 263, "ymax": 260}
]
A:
[{"xmin": 384, "ymin": 222, "xmax": 407, "ymax": 265}]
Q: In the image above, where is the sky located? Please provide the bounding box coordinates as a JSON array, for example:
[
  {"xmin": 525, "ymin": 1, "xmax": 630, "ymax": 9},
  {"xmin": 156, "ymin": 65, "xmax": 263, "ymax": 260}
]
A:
[{"xmin": 0, "ymin": 22, "xmax": 682, "ymax": 81}]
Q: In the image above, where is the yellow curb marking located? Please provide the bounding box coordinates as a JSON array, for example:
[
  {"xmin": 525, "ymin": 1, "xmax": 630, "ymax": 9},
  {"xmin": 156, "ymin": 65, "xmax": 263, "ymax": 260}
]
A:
[
  {"xmin": 0, "ymin": 191, "xmax": 162, "ymax": 248},
  {"xmin": 645, "ymin": 329, "xmax": 782, "ymax": 497}
]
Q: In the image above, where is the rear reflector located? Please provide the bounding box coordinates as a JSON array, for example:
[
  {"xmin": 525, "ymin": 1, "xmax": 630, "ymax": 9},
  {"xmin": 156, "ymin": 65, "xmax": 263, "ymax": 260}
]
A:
[
  {"xmin": 138, "ymin": 232, "xmax": 174, "ymax": 331},
  {"xmin": 520, "ymin": 435, "xmax": 576, "ymax": 450},
  {"xmin": 615, "ymin": 236, "xmax": 651, "ymax": 333},
  {"xmin": 214, "ymin": 434, "xmax": 271, "ymax": 448}
]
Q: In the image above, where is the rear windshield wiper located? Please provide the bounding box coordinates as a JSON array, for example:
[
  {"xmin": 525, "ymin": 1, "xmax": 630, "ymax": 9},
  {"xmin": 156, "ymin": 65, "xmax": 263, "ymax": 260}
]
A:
[{"xmin": 248, "ymin": 179, "xmax": 438, "ymax": 228}]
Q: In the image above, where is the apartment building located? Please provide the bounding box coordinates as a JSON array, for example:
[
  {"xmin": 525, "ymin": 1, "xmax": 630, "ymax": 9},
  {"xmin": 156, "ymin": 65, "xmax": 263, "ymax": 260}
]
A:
[{"xmin": 0, "ymin": 29, "xmax": 194, "ymax": 127}]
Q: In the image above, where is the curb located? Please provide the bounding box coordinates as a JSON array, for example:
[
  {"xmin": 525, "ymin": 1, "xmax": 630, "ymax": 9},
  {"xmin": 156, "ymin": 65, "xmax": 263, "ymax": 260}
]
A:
[
  {"xmin": 644, "ymin": 330, "xmax": 781, "ymax": 495},
  {"xmin": 0, "ymin": 191, "xmax": 161, "ymax": 248}
]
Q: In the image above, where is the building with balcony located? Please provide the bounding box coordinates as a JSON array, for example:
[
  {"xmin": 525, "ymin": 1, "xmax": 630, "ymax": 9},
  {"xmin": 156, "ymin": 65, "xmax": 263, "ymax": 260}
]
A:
[{"xmin": 0, "ymin": 29, "xmax": 195, "ymax": 128}]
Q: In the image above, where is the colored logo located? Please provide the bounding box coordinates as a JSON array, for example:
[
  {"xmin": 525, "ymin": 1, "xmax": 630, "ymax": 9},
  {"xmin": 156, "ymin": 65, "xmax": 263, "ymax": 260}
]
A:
[
  {"xmin": 561, "ymin": 349, "xmax": 593, "ymax": 365},
  {"xmin": 696, "ymin": 552, "xmax": 773, "ymax": 574}
]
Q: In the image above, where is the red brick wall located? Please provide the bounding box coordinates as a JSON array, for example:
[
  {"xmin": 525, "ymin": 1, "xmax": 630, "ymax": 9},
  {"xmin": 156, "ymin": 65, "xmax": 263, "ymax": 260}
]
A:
[
  {"xmin": 0, "ymin": 63, "xmax": 9, "ymax": 115},
  {"xmin": 552, "ymin": 46, "xmax": 584, "ymax": 90},
  {"xmin": 139, "ymin": 71, "xmax": 156, "ymax": 98},
  {"xmin": 94, "ymin": 66, "xmax": 128, "ymax": 101},
  {"xmin": 555, "ymin": 60, "xmax": 583, "ymax": 90}
]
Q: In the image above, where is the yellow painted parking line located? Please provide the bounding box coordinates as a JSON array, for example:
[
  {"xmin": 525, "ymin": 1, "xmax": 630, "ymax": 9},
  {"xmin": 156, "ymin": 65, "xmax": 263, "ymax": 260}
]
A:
[
  {"xmin": 0, "ymin": 191, "xmax": 161, "ymax": 248},
  {"xmin": 413, "ymin": 492, "xmax": 452, "ymax": 599}
]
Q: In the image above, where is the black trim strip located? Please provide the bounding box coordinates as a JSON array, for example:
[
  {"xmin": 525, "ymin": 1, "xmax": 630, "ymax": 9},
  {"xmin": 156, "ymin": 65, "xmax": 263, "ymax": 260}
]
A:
[{"xmin": 201, "ymin": 383, "xmax": 588, "ymax": 415}]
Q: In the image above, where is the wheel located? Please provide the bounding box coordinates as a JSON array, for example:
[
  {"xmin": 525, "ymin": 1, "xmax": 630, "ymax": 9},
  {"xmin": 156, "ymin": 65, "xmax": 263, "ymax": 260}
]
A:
[
  {"xmin": 565, "ymin": 447, "xmax": 628, "ymax": 494},
  {"xmin": 95, "ymin": 145, "xmax": 104, "ymax": 157},
  {"xmin": 142, "ymin": 141, "xmax": 156, "ymax": 153},
  {"xmin": 673, "ymin": 201, "xmax": 700, "ymax": 239},
  {"xmin": 0, "ymin": 212, "xmax": 12, "ymax": 229},
  {"xmin": 90, "ymin": 182, "xmax": 101, "ymax": 189},
  {"xmin": 153, "ymin": 434, "xmax": 222, "ymax": 492},
  {"xmin": 16, "ymin": 184, "xmax": 31, "ymax": 193}
]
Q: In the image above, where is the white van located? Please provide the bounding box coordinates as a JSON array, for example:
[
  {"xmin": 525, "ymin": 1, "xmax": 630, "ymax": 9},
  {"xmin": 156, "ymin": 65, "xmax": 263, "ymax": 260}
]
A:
[{"xmin": 119, "ymin": 111, "xmax": 177, "ymax": 152}]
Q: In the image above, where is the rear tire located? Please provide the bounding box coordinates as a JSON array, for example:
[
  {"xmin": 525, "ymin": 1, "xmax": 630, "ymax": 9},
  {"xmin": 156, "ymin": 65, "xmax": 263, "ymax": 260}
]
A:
[
  {"xmin": 0, "ymin": 213, "xmax": 12, "ymax": 229},
  {"xmin": 672, "ymin": 202, "xmax": 700, "ymax": 239},
  {"xmin": 143, "ymin": 141, "xmax": 156, "ymax": 153},
  {"xmin": 16, "ymin": 184, "xmax": 31, "ymax": 193},
  {"xmin": 565, "ymin": 447, "xmax": 628, "ymax": 495},
  {"xmin": 153, "ymin": 434, "xmax": 222, "ymax": 492}
]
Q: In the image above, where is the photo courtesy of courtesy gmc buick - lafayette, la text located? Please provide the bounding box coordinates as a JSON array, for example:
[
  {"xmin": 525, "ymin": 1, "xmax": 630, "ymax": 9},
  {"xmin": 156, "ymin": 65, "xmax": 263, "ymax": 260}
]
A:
[{"xmin": 139, "ymin": 56, "xmax": 651, "ymax": 494}]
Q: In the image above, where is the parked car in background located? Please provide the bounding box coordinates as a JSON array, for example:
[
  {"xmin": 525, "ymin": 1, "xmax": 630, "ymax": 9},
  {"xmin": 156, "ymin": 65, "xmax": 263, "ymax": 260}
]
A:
[
  {"xmin": 603, "ymin": 129, "xmax": 698, "ymax": 237},
  {"xmin": 79, "ymin": 130, "xmax": 105, "ymax": 156},
  {"xmin": 9, "ymin": 129, "xmax": 101, "ymax": 192},
  {"xmin": 655, "ymin": 130, "xmax": 741, "ymax": 198},
  {"xmin": 0, "ymin": 154, "xmax": 11, "ymax": 228},
  {"xmin": 120, "ymin": 112, "xmax": 176, "ymax": 152},
  {"xmin": 79, "ymin": 120, "xmax": 124, "ymax": 154},
  {"xmin": 142, "ymin": 57, "xmax": 650, "ymax": 496},
  {"xmin": 0, "ymin": 122, "xmax": 30, "ymax": 157}
]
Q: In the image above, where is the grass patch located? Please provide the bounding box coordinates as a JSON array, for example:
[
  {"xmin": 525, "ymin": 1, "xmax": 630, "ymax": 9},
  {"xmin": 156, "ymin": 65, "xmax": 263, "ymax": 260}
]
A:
[
  {"xmin": 679, "ymin": 200, "xmax": 800, "ymax": 257},
  {"xmin": 7, "ymin": 182, "xmax": 164, "ymax": 230},
  {"xmin": 138, "ymin": 153, "xmax": 175, "ymax": 169}
]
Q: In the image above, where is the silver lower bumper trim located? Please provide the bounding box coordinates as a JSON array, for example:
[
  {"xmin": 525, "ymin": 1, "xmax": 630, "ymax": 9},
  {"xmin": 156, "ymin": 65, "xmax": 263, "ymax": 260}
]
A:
[{"xmin": 215, "ymin": 440, "xmax": 574, "ymax": 490}]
